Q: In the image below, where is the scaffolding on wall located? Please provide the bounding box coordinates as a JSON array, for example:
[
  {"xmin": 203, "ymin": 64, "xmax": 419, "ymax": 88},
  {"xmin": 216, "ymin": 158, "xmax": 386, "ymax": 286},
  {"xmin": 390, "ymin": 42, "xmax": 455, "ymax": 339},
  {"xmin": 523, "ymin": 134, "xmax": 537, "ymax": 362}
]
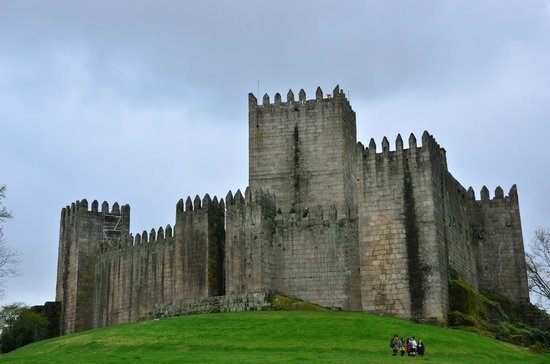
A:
[{"xmin": 102, "ymin": 213, "xmax": 122, "ymax": 241}]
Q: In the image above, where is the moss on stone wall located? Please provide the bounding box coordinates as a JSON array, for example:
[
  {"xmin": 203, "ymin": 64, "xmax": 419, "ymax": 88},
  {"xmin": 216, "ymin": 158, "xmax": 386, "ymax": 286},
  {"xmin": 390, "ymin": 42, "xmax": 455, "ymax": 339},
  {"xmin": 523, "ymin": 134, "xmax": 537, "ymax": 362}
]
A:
[
  {"xmin": 404, "ymin": 166, "xmax": 425, "ymax": 321},
  {"xmin": 271, "ymin": 295, "xmax": 330, "ymax": 312},
  {"xmin": 449, "ymin": 279, "xmax": 507, "ymax": 323},
  {"xmin": 447, "ymin": 311, "xmax": 477, "ymax": 327},
  {"xmin": 448, "ymin": 279, "xmax": 550, "ymax": 351},
  {"xmin": 448, "ymin": 267, "xmax": 460, "ymax": 281},
  {"xmin": 292, "ymin": 125, "xmax": 301, "ymax": 209}
]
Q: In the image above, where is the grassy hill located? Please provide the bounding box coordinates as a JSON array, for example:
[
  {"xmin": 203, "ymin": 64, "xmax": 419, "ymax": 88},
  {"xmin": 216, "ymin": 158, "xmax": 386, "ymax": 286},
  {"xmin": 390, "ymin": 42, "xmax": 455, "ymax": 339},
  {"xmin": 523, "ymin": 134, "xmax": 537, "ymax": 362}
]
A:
[{"xmin": 0, "ymin": 311, "xmax": 548, "ymax": 363}]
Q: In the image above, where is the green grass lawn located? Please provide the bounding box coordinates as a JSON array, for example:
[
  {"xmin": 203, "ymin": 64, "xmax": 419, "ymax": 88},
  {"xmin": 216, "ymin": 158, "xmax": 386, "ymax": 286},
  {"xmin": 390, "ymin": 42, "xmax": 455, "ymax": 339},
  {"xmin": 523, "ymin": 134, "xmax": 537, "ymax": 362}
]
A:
[{"xmin": 0, "ymin": 311, "xmax": 548, "ymax": 363}]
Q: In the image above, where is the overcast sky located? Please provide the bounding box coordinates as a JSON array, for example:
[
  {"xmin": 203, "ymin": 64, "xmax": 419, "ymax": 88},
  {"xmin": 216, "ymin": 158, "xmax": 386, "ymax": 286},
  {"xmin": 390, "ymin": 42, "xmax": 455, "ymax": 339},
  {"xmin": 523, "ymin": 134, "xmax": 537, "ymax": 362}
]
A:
[{"xmin": 1, "ymin": 1, "xmax": 549, "ymax": 306}]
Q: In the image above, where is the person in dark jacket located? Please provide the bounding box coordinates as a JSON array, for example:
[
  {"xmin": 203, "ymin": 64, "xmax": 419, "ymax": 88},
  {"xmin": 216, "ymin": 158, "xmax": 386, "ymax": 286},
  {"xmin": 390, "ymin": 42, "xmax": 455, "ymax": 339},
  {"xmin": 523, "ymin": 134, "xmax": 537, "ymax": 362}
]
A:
[
  {"xmin": 406, "ymin": 338, "xmax": 411, "ymax": 356},
  {"xmin": 417, "ymin": 339, "xmax": 425, "ymax": 356},
  {"xmin": 398, "ymin": 337, "xmax": 405, "ymax": 356}
]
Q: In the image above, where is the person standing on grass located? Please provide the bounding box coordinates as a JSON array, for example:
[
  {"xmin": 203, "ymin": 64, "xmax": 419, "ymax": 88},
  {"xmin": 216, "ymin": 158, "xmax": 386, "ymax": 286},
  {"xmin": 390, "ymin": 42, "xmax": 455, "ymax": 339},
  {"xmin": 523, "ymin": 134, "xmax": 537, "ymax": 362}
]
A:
[
  {"xmin": 417, "ymin": 339, "xmax": 425, "ymax": 357},
  {"xmin": 390, "ymin": 335, "xmax": 399, "ymax": 356},
  {"xmin": 398, "ymin": 337, "xmax": 405, "ymax": 356},
  {"xmin": 410, "ymin": 336, "xmax": 417, "ymax": 356},
  {"xmin": 406, "ymin": 337, "xmax": 411, "ymax": 356}
]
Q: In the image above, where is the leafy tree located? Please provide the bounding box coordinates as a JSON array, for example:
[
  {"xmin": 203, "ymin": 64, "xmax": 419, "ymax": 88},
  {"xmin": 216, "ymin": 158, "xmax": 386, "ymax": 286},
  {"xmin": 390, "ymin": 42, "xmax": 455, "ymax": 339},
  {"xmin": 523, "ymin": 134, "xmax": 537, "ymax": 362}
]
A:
[
  {"xmin": 526, "ymin": 228, "xmax": 550, "ymax": 310},
  {"xmin": 0, "ymin": 303, "xmax": 48, "ymax": 353},
  {"xmin": 0, "ymin": 185, "xmax": 19, "ymax": 298},
  {"xmin": 0, "ymin": 303, "xmax": 25, "ymax": 334}
]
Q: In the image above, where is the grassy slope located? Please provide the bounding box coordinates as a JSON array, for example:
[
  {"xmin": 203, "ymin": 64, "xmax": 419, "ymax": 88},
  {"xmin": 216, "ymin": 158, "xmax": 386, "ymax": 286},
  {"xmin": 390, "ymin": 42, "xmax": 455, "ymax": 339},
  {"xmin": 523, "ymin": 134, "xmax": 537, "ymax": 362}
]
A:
[{"xmin": 0, "ymin": 311, "xmax": 549, "ymax": 363}]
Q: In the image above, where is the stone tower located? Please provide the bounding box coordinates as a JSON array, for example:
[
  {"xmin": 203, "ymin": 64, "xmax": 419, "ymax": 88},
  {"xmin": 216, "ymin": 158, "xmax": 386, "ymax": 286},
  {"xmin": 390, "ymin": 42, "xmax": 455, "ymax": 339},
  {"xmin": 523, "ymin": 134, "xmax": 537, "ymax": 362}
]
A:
[
  {"xmin": 55, "ymin": 200, "xmax": 129, "ymax": 334},
  {"xmin": 248, "ymin": 86, "xmax": 357, "ymax": 218}
]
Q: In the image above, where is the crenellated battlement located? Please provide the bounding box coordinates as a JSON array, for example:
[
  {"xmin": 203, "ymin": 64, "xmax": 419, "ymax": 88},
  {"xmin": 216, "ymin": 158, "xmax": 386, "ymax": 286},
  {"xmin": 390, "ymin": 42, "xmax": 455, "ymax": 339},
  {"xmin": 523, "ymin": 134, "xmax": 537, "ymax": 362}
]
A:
[
  {"xmin": 60, "ymin": 199, "xmax": 129, "ymax": 221},
  {"xmin": 225, "ymin": 187, "xmax": 274, "ymax": 207},
  {"xmin": 59, "ymin": 199, "xmax": 130, "ymax": 246},
  {"xmin": 474, "ymin": 184, "xmax": 519, "ymax": 204},
  {"xmin": 225, "ymin": 189, "xmax": 243, "ymax": 206},
  {"xmin": 358, "ymin": 131, "xmax": 445, "ymax": 158},
  {"xmin": 357, "ymin": 131, "xmax": 449, "ymax": 177},
  {"xmin": 249, "ymin": 85, "xmax": 352, "ymax": 111},
  {"xmin": 135, "ymin": 224, "xmax": 175, "ymax": 245},
  {"xmin": 176, "ymin": 193, "xmax": 223, "ymax": 219},
  {"xmin": 97, "ymin": 223, "xmax": 175, "ymax": 254}
]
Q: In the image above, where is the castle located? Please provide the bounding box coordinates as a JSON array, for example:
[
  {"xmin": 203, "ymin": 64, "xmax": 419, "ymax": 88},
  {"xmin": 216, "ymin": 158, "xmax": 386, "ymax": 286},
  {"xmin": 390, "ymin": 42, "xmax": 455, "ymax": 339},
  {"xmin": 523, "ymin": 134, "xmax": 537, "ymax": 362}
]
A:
[{"xmin": 56, "ymin": 86, "xmax": 530, "ymax": 334}]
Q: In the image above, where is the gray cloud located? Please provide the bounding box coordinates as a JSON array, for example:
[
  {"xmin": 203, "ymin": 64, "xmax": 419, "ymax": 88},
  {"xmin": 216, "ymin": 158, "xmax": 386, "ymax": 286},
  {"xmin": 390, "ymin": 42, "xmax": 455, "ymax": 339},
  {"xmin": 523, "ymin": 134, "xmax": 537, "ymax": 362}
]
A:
[{"xmin": 1, "ymin": 0, "xmax": 549, "ymax": 305}]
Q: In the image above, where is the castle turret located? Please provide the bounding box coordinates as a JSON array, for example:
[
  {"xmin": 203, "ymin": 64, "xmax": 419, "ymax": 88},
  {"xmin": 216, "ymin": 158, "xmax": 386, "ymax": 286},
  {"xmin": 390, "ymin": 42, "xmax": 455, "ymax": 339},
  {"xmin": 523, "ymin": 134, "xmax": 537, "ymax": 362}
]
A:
[
  {"xmin": 56, "ymin": 199, "xmax": 130, "ymax": 334},
  {"xmin": 174, "ymin": 194, "xmax": 225, "ymax": 299},
  {"xmin": 248, "ymin": 85, "xmax": 357, "ymax": 218},
  {"xmin": 471, "ymin": 185, "xmax": 529, "ymax": 304}
]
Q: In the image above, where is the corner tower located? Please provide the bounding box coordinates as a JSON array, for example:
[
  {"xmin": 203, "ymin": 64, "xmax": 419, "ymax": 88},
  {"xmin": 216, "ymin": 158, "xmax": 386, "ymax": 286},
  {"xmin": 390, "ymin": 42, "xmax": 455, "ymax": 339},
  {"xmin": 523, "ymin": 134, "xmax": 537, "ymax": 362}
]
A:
[
  {"xmin": 55, "ymin": 199, "xmax": 130, "ymax": 334},
  {"xmin": 248, "ymin": 86, "xmax": 357, "ymax": 217}
]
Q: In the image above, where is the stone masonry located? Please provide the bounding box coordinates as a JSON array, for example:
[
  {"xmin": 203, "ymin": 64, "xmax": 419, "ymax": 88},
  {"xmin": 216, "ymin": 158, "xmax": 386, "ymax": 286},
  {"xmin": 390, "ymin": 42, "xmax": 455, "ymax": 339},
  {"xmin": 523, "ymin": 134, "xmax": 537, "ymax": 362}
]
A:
[{"xmin": 55, "ymin": 86, "xmax": 530, "ymax": 334}]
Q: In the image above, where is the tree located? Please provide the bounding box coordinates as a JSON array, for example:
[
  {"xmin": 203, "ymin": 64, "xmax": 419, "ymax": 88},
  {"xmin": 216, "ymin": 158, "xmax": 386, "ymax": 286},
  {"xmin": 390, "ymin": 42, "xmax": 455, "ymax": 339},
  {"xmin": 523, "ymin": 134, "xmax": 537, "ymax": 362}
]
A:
[
  {"xmin": 0, "ymin": 303, "xmax": 48, "ymax": 353},
  {"xmin": 0, "ymin": 185, "xmax": 19, "ymax": 299},
  {"xmin": 0, "ymin": 303, "xmax": 25, "ymax": 334},
  {"xmin": 0, "ymin": 185, "xmax": 11, "ymax": 225},
  {"xmin": 526, "ymin": 228, "xmax": 550, "ymax": 310}
]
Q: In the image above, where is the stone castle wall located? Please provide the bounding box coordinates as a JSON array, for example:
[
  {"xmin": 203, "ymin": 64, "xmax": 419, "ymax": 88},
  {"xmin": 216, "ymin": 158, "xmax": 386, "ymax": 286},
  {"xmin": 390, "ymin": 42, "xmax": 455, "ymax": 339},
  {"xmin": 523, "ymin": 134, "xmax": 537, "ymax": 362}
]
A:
[
  {"xmin": 272, "ymin": 207, "xmax": 362, "ymax": 310},
  {"xmin": 442, "ymin": 175, "xmax": 478, "ymax": 290},
  {"xmin": 225, "ymin": 188, "xmax": 361, "ymax": 310},
  {"xmin": 174, "ymin": 195, "xmax": 225, "ymax": 300},
  {"xmin": 356, "ymin": 136, "xmax": 411, "ymax": 320},
  {"xmin": 472, "ymin": 186, "xmax": 529, "ymax": 303},
  {"xmin": 93, "ymin": 229, "xmax": 175, "ymax": 328},
  {"xmin": 248, "ymin": 86, "xmax": 357, "ymax": 218},
  {"xmin": 91, "ymin": 194, "xmax": 226, "ymax": 328},
  {"xmin": 55, "ymin": 86, "xmax": 530, "ymax": 334},
  {"xmin": 225, "ymin": 189, "xmax": 276, "ymax": 295},
  {"xmin": 356, "ymin": 133, "xmax": 450, "ymax": 322}
]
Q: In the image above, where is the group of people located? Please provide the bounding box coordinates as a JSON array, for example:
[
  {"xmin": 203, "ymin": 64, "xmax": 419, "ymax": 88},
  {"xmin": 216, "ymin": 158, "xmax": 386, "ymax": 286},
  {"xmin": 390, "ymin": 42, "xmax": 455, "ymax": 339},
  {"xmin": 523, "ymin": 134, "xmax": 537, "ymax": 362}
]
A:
[{"xmin": 389, "ymin": 335, "xmax": 425, "ymax": 357}]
